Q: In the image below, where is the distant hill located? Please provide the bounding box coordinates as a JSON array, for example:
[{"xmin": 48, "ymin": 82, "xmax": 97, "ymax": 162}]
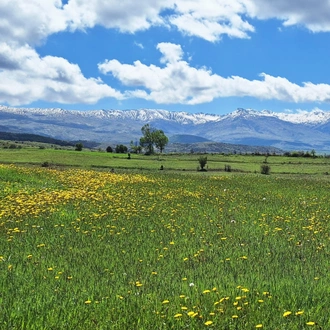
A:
[
  {"xmin": 166, "ymin": 141, "xmax": 283, "ymax": 154},
  {"xmin": 169, "ymin": 134, "xmax": 212, "ymax": 143},
  {"xmin": 0, "ymin": 131, "xmax": 74, "ymax": 146}
]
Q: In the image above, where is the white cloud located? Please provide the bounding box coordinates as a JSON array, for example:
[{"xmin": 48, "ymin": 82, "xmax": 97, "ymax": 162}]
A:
[
  {"xmin": 63, "ymin": 0, "xmax": 169, "ymax": 33},
  {"xmin": 1, "ymin": 0, "xmax": 330, "ymax": 48},
  {"xmin": 0, "ymin": 0, "xmax": 67, "ymax": 45},
  {"xmin": 0, "ymin": 43, "xmax": 123, "ymax": 106},
  {"xmin": 248, "ymin": 0, "xmax": 330, "ymax": 32},
  {"xmin": 157, "ymin": 42, "xmax": 184, "ymax": 64},
  {"xmin": 169, "ymin": 0, "xmax": 255, "ymax": 41},
  {"xmin": 99, "ymin": 42, "xmax": 330, "ymax": 105},
  {"xmin": 1, "ymin": 1, "xmax": 330, "ymax": 107},
  {"xmin": 134, "ymin": 42, "xmax": 144, "ymax": 49}
]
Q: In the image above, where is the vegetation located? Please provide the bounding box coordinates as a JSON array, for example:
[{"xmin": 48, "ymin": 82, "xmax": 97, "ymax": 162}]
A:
[
  {"xmin": 115, "ymin": 144, "xmax": 128, "ymax": 153},
  {"xmin": 106, "ymin": 146, "xmax": 113, "ymax": 153},
  {"xmin": 0, "ymin": 131, "xmax": 74, "ymax": 146},
  {"xmin": 0, "ymin": 148, "xmax": 330, "ymax": 175},
  {"xmin": 75, "ymin": 143, "xmax": 83, "ymax": 151},
  {"xmin": 140, "ymin": 124, "xmax": 169, "ymax": 154},
  {"xmin": 0, "ymin": 164, "xmax": 329, "ymax": 329},
  {"xmin": 198, "ymin": 155, "xmax": 208, "ymax": 171}
]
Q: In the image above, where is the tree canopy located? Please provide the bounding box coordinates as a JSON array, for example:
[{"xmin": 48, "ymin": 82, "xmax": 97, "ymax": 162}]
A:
[{"xmin": 140, "ymin": 124, "xmax": 168, "ymax": 154}]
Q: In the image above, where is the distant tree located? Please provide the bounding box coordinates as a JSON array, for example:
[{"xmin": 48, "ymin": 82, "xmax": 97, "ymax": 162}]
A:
[
  {"xmin": 153, "ymin": 130, "xmax": 169, "ymax": 153},
  {"xmin": 130, "ymin": 140, "xmax": 142, "ymax": 154},
  {"xmin": 106, "ymin": 146, "xmax": 113, "ymax": 153},
  {"xmin": 140, "ymin": 124, "xmax": 155, "ymax": 154},
  {"xmin": 198, "ymin": 156, "xmax": 207, "ymax": 171},
  {"xmin": 139, "ymin": 124, "xmax": 169, "ymax": 154},
  {"xmin": 115, "ymin": 144, "xmax": 128, "ymax": 153},
  {"xmin": 311, "ymin": 149, "xmax": 316, "ymax": 158},
  {"xmin": 75, "ymin": 143, "xmax": 83, "ymax": 151}
]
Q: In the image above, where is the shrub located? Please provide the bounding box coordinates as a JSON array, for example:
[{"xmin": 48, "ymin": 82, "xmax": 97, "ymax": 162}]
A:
[
  {"xmin": 261, "ymin": 164, "xmax": 271, "ymax": 175},
  {"xmin": 225, "ymin": 164, "xmax": 231, "ymax": 172}
]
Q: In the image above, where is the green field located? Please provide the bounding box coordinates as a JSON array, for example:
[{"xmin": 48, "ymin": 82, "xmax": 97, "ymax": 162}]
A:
[
  {"xmin": 1, "ymin": 148, "xmax": 330, "ymax": 174},
  {"xmin": 0, "ymin": 151, "xmax": 330, "ymax": 329}
]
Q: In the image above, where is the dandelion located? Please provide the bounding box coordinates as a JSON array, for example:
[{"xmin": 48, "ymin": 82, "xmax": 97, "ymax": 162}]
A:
[
  {"xmin": 203, "ymin": 290, "xmax": 211, "ymax": 294},
  {"xmin": 256, "ymin": 324, "xmax": 263, "ymax": 328},
  {"xmin": 283, "ymin": 311, "xmax": 292, "ymax": 317},
  {"xmin": 295, "ymin": 310, "xmax": 304, "ymax": 315},
  {"xmin": 162, "ymin": 300, "xmax": 170, "ymax": 304},
  {"xmin": 188, "ymin": 312, "xmax": 198, "ymax": 318},
  {"xmin": 232, "ymin": 315, "xmax": 239, "ymax": 319},
  {"xmin": 306, "ymin": 322, "xmax": 316, "ymax": 326},
  {"xmin": 85, "ymin": 300, "xmax": 92, "ymax": 304},
  {"xmin": 205, "ymin": 321, "xmax": 213, "ymax": 326},
  {"xmin": 174, "ymin": 313, "xmax": 182, "ymax": 318},
  {"xmin": 189, "ymin": 283, "xmax": 195, "ymax": 287}
]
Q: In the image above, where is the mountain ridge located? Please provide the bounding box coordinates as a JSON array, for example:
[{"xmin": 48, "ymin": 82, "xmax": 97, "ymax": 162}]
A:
[{"xmin": 0, "ymin": 105, "xmax": 329, "ymax": 152}]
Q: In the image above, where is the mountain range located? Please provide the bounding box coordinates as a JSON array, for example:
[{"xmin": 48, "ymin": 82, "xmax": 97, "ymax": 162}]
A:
[{"xmin": 0, "ymin": 105, "xmax": 329, "ymax": 152}]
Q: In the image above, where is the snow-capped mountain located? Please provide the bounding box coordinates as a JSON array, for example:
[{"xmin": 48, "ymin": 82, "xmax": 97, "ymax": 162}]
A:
[{"xmin": 0, "ymin": 105, "xmax": 329, "ymax": 151}]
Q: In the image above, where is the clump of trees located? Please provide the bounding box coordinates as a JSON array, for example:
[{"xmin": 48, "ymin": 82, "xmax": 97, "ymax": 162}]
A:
[
  {"xmin": 283, "ymin": 150, "xmax": 317, "ymax": 158},
  {"xmin": 115, "ymin": 144, "xmax": 128, "ymax": 153},
  {"xmin": 140, "ymin": 124, "xmax": 168, "ymax": 154}
]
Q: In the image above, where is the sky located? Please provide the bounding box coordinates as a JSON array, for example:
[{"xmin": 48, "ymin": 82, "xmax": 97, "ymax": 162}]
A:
[{"xmin": 1, "ymin": 0, "xmax": 330, "ymax": 115}]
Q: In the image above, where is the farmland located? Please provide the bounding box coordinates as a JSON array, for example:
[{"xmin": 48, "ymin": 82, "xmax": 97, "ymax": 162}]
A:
[{"xmin": 0, "ymin": 151, "xmax": 330, "ymax": 329}]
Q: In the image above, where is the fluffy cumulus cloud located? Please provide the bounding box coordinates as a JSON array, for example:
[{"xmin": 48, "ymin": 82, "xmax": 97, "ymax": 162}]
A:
[
  {"xmin": 248, "ymin": 0, "xmax": 330, "ymax": 32},
  {"xmin": 0, "ymin": 0, "xmax": 67, "ymax": 46},
  {"xmin": 99, "ymin": 43, "xmax": 330, "ymax": 105},
  {"xmin": 0, "ymin": 43, "xmax": 122, "ymax": 106},
  {"xmin": 1, "ymin": 0, "xmax": 330, "ymax": 106},
  {"xmin": 2, "ymin": 0, "xmax": 330, "ymax": 47}
]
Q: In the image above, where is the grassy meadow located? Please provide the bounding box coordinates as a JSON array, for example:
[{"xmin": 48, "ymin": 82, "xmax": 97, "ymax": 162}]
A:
[{"xmin": 1, "ymin": 150, "xmax": 330, "ymax": 329}]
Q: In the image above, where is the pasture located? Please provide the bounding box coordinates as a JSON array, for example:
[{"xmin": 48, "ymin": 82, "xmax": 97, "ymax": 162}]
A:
[{"xmin": 0, "ymin": 152, "xmax": 330, "ymax": 329}]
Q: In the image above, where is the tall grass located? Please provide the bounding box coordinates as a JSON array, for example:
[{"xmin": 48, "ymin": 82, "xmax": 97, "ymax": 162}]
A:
[{"xmin": 0, "ymin": 164, "xmax": 329, "ymax": 329}]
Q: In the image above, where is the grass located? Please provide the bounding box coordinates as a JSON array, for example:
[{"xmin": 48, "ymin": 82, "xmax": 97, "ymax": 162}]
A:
[
  {"xmin": 1, "ymin": 163, "xmax": 330, "ymax": 329},
  {"xmin": 0, "ymin": 148, "xmax": 330, "ymax": 174}
]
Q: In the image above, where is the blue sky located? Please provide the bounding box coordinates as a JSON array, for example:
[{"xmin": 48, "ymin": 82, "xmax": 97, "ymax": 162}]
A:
[{"xmin": 1, "ymin": 0, "xmax": 330, "ymax": 115}]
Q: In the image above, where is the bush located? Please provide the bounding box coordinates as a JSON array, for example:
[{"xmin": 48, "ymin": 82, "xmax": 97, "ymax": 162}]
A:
[
  {"xmin": 225, "ymin": 164, "xmax": 231, "ymax": 172},
  {"xmin": 75, "ymin": 143, "xmax": 83, "ymax": 151},
  {"xmin": 260, "ymin": 164, "xmax": 271, "ymax": 175}
]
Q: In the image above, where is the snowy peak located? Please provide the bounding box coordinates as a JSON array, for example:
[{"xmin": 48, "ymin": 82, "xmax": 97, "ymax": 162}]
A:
[
  {"xmin": 0, "ymin": 105, "xmax": 329, "ymax": 125},
  {"xmin": 0, "ymin": 105, "xmax": 330, "ymax": 151}
]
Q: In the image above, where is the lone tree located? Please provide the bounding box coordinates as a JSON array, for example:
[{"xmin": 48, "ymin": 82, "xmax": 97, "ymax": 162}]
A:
[
  {"xmin": 75, "ymin": 143, "xmax": 83, "ymax": 151},
  {"xmin": 198, "ymin": 156, "xmax": 207, "ymax": 171},
  {"xmin": 140, "ymin": 124, "xmax": 168, "ymax": 154}
]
